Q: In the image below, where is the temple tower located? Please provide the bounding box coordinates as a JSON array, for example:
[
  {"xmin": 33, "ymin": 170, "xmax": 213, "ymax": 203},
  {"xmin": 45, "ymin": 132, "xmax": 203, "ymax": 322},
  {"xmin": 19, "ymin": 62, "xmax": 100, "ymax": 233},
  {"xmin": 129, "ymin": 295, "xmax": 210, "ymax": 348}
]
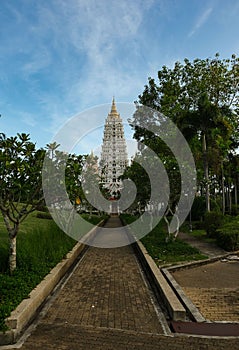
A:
[{"xmin": 99, "ymin": 98, "xmax": 128, "ymax": 198}]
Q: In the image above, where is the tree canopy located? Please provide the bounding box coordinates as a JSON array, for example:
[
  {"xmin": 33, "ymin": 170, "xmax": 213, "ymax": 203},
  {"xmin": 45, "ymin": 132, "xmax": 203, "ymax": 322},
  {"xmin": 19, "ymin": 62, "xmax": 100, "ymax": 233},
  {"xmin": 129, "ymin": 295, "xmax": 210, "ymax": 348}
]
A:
[
  {"xmin": 127, "ymin": 54, "xmax": 239, "ymax": 231},
  {"xmin": 0, "ymin": 133, "xmax": 45, "ymax": 272}
]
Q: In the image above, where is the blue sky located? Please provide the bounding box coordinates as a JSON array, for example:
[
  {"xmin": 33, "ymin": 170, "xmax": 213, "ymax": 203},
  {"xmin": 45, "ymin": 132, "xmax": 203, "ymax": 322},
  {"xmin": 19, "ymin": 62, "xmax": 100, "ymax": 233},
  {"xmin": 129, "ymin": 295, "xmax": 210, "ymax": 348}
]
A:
[{"xmin": 0, "ymin": 0, "xmax": 238, "ymax": 155}]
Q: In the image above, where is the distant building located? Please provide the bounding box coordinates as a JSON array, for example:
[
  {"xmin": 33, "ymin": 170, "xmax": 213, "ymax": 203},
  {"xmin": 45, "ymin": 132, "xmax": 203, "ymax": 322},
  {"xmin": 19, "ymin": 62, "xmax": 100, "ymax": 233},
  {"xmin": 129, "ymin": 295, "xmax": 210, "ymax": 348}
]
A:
[{"xmin": 99, "ymin": 98, "xmax": 128, "ymax": 198}]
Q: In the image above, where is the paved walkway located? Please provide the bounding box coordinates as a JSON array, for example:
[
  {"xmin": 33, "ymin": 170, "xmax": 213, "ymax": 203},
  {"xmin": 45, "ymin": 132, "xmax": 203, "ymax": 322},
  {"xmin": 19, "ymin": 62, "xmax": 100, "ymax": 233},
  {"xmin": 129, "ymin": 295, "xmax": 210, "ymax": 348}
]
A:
[
  {"xmin": 174, "ymin": 230, "xmax": 239, "ymax": 323},
  {"xmin": 3, "ymin": 219, "xmax": 239, "ymax": 349},
  {"xmin": 178, "ymin": 231, "xmax": 226, "ymax": 258},
  {"xmin": 10, "ymin": 217, "xmax": 169, "ymax": 349}
]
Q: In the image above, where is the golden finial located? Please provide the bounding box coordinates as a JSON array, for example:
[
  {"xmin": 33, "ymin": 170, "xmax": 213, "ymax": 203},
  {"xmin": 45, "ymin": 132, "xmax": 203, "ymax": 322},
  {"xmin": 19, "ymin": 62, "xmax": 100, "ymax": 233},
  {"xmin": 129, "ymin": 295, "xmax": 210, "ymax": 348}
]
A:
[{"xmin": 110, "ymin": 96, "xmax": 118, "ymax": 116}]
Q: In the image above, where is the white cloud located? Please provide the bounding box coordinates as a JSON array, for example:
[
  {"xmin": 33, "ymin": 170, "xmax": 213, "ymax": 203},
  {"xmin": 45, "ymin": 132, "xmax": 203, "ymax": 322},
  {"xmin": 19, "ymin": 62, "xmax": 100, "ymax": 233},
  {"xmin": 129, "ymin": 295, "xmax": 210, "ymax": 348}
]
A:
[
  {"xmin": 0, "ymin": 0, "xmax": 163, "ymax": 148},
  {"xmin": 22, "ymin": 49, "xmax": 51, "ymax": 77},
  {"xmin": 188, "ymin": 7, "xmax": 213, "ymax": 37},
  {"xmin": 31, "ymin": 0, "xmax": 159, "ymax": 123},
  {"xmin": 21, "ymin": 112, "xmax": 37, "ymax": 127}
]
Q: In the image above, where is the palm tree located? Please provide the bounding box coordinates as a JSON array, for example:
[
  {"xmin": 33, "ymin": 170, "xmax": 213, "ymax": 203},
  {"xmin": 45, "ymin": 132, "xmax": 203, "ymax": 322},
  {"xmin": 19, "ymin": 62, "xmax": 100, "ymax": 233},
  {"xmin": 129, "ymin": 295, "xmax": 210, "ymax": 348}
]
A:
[{"xmin": 46, "ymin": 142, "xmax": 60, "ymax": 160}]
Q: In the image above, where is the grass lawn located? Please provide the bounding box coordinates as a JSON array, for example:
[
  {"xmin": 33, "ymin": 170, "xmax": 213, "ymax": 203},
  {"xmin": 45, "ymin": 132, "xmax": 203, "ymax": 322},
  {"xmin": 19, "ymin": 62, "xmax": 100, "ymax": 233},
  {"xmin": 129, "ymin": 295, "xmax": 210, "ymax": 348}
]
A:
[
  {"xmin": 180, "ymin": 222, "xmax": 217, "ymax": 244},
  {"xmin": 121, "ymin": 214, "xmax": 207, "ymax": 265},
  {"xmin": 0, "ymin": 211, "xmax": 105, "ymax": 331}
]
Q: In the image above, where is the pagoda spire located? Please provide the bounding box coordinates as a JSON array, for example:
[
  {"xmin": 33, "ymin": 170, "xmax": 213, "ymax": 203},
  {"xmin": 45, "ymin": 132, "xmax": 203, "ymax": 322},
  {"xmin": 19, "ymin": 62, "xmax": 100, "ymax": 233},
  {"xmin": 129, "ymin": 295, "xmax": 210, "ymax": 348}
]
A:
[
  {"xmin": 100, "ymin": 99, "xmax": 128, "ymax": 198},
  {"xmin": 110, "ymin": 96, "xmax": 118, "ymax": 117}
]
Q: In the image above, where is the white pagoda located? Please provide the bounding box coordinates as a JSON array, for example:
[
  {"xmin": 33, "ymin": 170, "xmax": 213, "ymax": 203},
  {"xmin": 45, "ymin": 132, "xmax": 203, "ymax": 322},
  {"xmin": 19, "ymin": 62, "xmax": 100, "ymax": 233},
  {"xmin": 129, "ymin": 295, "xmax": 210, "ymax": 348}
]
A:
[{"xmin": 99, "ymin": 98, "xmax": 128, "ymax": 198}]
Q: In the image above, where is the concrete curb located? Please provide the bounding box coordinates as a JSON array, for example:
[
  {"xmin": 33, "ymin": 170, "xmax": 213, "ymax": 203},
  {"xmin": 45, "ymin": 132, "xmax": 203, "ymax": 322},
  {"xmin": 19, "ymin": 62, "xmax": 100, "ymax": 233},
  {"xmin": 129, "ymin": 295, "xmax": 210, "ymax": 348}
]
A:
[
  {"xmin": 119, "ymin": 216, "xmax": 186, "ymax": 321},
  {"xmin": 133, "ymin": 240, "xmax": 187, "ymax": 321},
  {"xmin": 165, "ymin": 250, "xmax": 239, "ymax": 272},
  {"xmin": 0, "ymin": 219, "xmax": 106, "ymax": 345},
  {"xmin": 161, "ymin": 268, "xmax": 205, "ymax": 322}
]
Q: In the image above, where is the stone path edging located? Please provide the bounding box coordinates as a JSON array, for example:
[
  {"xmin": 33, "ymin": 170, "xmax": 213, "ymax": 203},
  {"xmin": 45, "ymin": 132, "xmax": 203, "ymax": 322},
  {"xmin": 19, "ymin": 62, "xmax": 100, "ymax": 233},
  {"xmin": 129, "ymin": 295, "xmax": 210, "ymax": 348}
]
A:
[
  {"xmin": 133, "ymin": 240, "xmax": 186, "ymax": 321},
  {"xmin": 161, "ymin": 267, "xmax": 205, "ymax": 322},
  {"xmin": 119, "ymin": 217, "xmax": 186, "ymax": 322},
  {"xmin": 161, "ymin": 250, "xmax": 239, "ymax": 323}
]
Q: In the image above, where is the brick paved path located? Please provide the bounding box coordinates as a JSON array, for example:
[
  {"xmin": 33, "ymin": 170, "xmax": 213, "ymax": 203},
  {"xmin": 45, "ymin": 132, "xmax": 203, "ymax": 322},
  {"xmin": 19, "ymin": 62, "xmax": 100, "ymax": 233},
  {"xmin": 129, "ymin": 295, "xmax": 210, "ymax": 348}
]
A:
[
  {"xmin": 11, "ymin": 217, "xmax": 169, "ymax": 349},
  {"xmin": 175, "ymin": 230, "xmax": 239, "ymax": 323},
  {"xmin": 5, "ymin": 218, "xmax": 239, "ymax": 349},
  {"xmin": 172, "ymin": 259, "xmax": 239, "ymax": 322}
]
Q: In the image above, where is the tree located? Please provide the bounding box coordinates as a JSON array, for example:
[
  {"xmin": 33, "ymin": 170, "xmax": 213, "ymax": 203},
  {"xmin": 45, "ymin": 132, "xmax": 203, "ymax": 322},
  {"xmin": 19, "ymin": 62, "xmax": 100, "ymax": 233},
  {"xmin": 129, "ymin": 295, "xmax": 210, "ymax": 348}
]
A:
[
  {"xmin": 0, "ymin": 133, "xmax": 45, "ymax": 273},
  {"xmin": 65, "ymin": 153, "xmax": 86, "ymax": 207},
  {"xmin": 81, "ymin": 153, "xmax": 102, "ymax": 215},
  {"xmin": 46, "ymin": 142, "xmax": 60, "ymax": 160},
  {"xmin": 43, "ymin": 145, "xmax": 87, "ymax": 235},
  {"xmin": 132, "ymin": 54, "xmax": 239, "ymax": 214},
  {"xmin": 121, "ymin": 155, "xmax": 151, "ymax": 213}
]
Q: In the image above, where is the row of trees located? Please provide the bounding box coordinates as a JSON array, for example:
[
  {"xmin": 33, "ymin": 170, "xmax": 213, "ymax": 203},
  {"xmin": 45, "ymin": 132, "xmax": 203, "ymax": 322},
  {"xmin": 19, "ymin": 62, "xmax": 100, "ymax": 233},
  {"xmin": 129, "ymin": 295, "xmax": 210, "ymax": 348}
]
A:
[
  {"xmin": 1, "ymin": 53, "xmax": 238, "ymax": 270},
  {"xmin": 0, "ymin": 136, "xmax": 91, "ymax": 273},
  {"xmin": 124, "ymin": 54, "xmax": 239, "ymax": 229},
  {"xmin": 0, "ymin": 133, "xmax": 45, "ymax": 273}
]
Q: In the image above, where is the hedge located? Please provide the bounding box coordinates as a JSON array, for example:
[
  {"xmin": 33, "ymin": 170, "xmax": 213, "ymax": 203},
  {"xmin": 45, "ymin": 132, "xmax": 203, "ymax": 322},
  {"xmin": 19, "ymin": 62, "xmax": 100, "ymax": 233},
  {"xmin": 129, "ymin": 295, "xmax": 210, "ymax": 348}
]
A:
[
  {"xmin": 204, "ymin": 211, "xmax": 224, "ymax": 237},
  {"xmin": 216, "ymin": 222, "xmax": 239, "ymax": 251}
]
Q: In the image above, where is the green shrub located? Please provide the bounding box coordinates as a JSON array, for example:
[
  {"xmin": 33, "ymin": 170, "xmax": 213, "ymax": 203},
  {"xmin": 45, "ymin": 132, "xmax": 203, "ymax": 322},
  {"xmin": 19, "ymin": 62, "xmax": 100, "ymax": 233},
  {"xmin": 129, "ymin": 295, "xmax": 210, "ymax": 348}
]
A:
[
  {"xmin": 231, "ymin": 204, "xmax": 239, "ymax": 216},
  {"xmin": 210, "ymin": 198, "xmax": 222, "ymax": 212},
  {"xmin": 0, "ymin": 221, "xmax": 76, "ymax": 331},
  {"xmin": 204, "ymin": 211, "xmax": 224, "ymax": 237},
  {"xmin": 216, "ymin": 221, "xmax": 239, "ymax": 251},
  {"xmin": 120, "ymin": 213, "xmax": 138, "ymax": 224},
  {"xmin": 0, "ymin": 212, "xmax": 108, "ymax": 331},
  {"xmin": 36, "ymin": 212, "xmax": 52, "ymax": 220},
  {"xmin": 191, "ymin": 196, "xmax": 206, "ymax": 221},
  {"xmin": 121, "ymin": 214, "xmax": 207, "ymax": 263},
  {"xmin": 0, "ymin": 246, "xmax": 9, "ymax": 273},
  {"xmin": 0, "ymin": 305, "xmax": 12, "ymax": 331},
  {"xmin": 192, "ymin": 221, "xmax": 205, "ymax": 230},
  {"xmin": 35, "ymin": 204, "xmax": 49, "ymax": 212}
]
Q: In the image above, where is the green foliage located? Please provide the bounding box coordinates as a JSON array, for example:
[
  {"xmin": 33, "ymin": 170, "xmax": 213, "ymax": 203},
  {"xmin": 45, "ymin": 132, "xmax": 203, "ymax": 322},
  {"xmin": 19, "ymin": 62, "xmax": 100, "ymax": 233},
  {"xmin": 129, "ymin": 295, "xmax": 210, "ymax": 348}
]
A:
[
  {"xmin": 204, "ymin": 211, "xmax": 224, "ymax": 237},
  {"xmin": 35, "ymin": 204, "xmax": 49, "ymax": 213},
  {"xmin": 231, "ymin": 204, "xmax": 239, "ymax": 216},
  {"xmin": 81, "ymin": 213, "xmax": 106, "ymax": 225},
  {"xmin": 191, "ymin": 196, "xmax": 206, "ymax": 220},
  {"xmin": 0, "ymin": 221, "xmax": 75, "ymax": 331},
  {"xmin": 0, "ymin": 133, "xmax": 46, "ymax": 272},
  {"xmin": 0, "ymin": 244, "xmax": 8, "ymax": 273},
  {"xmin": 121, "ymin": 158, "xmax": 151, "ymax": 210},
  {"xmin": 36, "ymin": 211, "xmax": 52, "ymax": 220},
  {"xmin": 120, "ymin": 213, "xmax": 138, "ymax": 224},
  {"xmin": 121, "ymin": 214, "xmax": 206, "ymax": 264},
  {"xmin": 0, "ymin": 213, "xmax": 106, "ymax": 331},
  {"xmin": 191, "ymin": 221, "xmax": 205, "ymax": 230},
  {"xmin": 141, "ymin": 227, "xmax": 206, "ymax": 264},
  {"xmin": 16, "ymin": 223, "xmax": 75, "ymax": 271},
  {"xmin": 210, "ymin": 198, "xmax": 222, "ymax": 212},
  {"xmin": 65, "ymin": 153, "xmax": 86, "ymax": 204},
  {"xmin": 43, "ymin": 147, "xmax": 86, "ymax": 208},
  {"xmin": 132, "ymin": 54, "xmax": 239, "ymax": 215},
  {"xmin": 0, "ymin": 133, "xmax": 45, "ymax": 210},
  {"xmin": 181, "ymin": 221, "xmax": 205, "ymax": 232},
  {"xmin": 216, "ymin": 220, "xmax": 239, "ymax": 251}
]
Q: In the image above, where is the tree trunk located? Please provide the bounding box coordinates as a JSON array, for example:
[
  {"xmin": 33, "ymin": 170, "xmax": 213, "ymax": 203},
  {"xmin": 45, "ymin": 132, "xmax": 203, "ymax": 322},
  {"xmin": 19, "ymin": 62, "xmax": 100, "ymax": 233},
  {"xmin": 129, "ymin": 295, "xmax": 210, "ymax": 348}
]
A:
[
  {"xmin": 235, "ymin": 179, "xmax": 238, "ymax": 206},
  {"xmin": 9, "ymin": 235, "xmax": 17, "ymax": 274},
  {"xmin": 2, "ymin": 213, "xmax": 19, "ymax": 274},
  {"xmin": 164, "ymin": 206, "xmax": 179, "ymax": 242},
  {"xmin": 229, "ymin": 186, "xmax": 232, "ymax": 214},
  {"xmin": 202, "ymin": 133, "xmax": 210, "ymax": 212},
  {"xmin": 226, "ymin": 185, "xmax": 229, "ymax": 213},
  {"xmin": 222, "ymin": 164, "xmax": 225, "ymax": 215}
]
